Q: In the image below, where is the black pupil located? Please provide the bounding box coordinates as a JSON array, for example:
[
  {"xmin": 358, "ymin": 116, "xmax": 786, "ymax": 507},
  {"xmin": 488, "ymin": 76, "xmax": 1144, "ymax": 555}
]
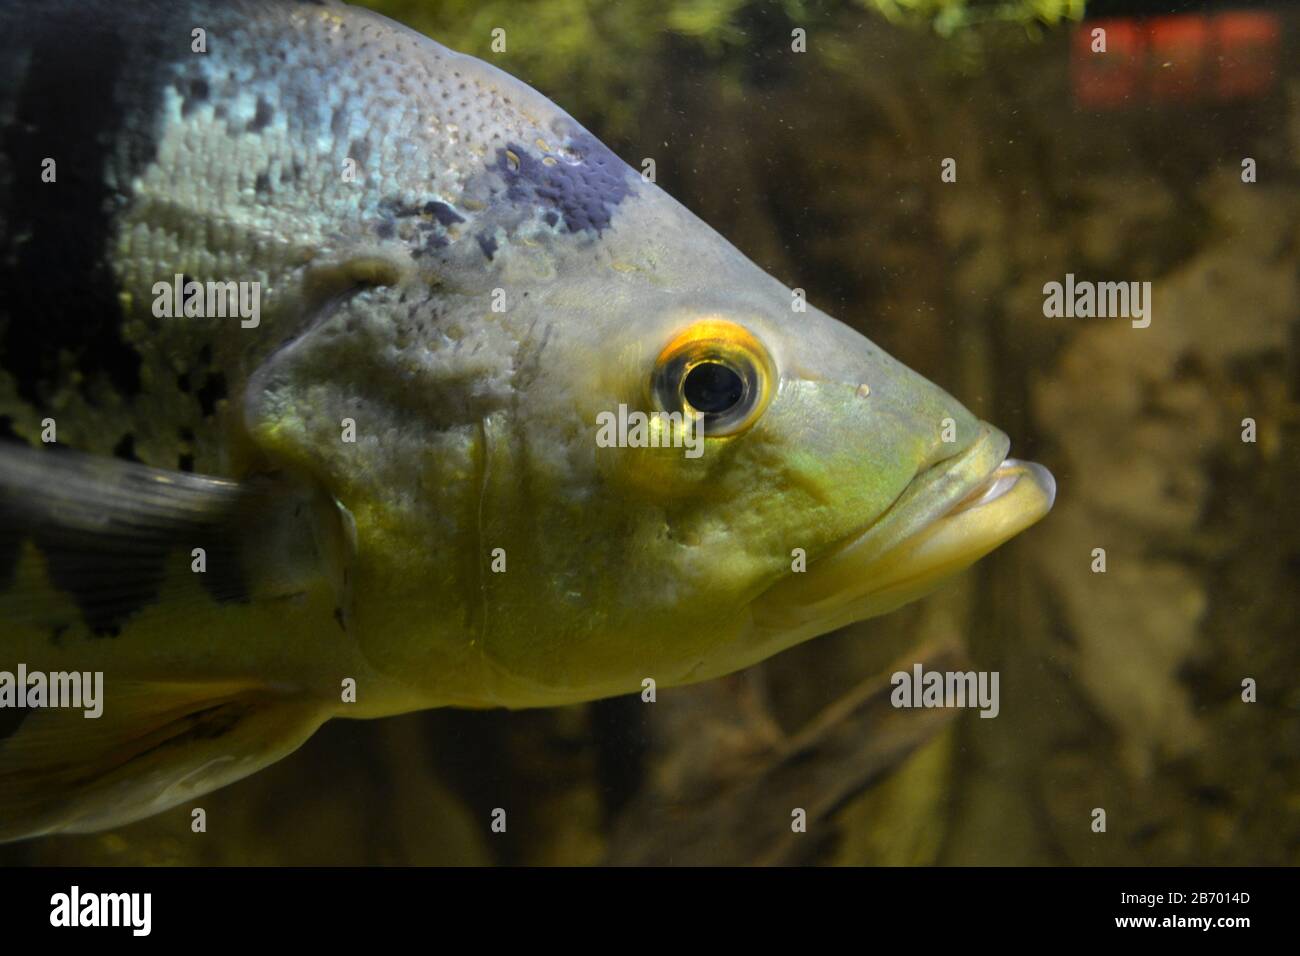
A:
[{"xmin": 683, "ymin": 361, "xmax": 744, "ymax": 414}]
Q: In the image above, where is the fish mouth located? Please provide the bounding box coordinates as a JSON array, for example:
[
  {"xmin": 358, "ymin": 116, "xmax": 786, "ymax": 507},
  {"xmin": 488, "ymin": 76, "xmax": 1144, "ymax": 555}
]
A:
[{"xmin": 752, "ymin": 423, "xmax": 1056, "ymax": 638}]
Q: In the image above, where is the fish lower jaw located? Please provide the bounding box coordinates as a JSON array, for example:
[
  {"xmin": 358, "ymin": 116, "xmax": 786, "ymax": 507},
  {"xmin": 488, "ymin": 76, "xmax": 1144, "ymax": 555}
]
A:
[
  {"xmin": 752, "ymin": 449, "xmax": 1056, "ymax": 638},
  {"xmin": 847, "ymin": 456, "xmax": 1055, "ymax": 600}
]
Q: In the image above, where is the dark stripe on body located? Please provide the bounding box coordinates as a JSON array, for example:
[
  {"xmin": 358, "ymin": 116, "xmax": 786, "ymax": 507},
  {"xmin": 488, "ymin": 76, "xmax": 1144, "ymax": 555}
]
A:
[{"xmin": 0, "ymin": 0, "xmax": 193, "ymax": 409}]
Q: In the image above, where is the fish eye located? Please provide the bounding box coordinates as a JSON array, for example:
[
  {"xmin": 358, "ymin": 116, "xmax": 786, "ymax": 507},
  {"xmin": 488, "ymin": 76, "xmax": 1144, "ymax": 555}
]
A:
[
  {"xmin": 652, "ymin": 320, "xmax": 775, "ymax": 436},
  {"xmin": 683, "ymin": 361, "xmax": 744, "ymax": 414}
]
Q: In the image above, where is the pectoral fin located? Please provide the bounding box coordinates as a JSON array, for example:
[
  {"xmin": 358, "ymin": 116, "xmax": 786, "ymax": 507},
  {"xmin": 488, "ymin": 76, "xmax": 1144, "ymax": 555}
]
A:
[
  {"xmin": 0, "ymin": 679, "xmax": 328, "ymax": 841},
  {"xmin": 0, "ymin": 440, "xmax": 355, "ymax": 637},
  {"xmin": 0, "ymin": 443, "xmax": 354, "ymax": 841}
]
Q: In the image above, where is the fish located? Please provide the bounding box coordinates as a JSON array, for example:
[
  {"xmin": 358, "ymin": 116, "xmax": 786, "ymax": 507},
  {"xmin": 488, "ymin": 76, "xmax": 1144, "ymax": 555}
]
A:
[{"xmin": 0, "ymin": 0, "xmax": 1055, "ymax": 841}]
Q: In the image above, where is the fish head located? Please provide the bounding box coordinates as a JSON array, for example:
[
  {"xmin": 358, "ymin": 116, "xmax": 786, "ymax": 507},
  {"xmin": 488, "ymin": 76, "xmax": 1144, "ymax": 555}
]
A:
[
  {"xmin": 241, "ymin": 33, "xmax": 1054, "ymax": 710},
  {"xmin": 446, "ymin": 166, "xmax": 1056, "ymax": 706}
]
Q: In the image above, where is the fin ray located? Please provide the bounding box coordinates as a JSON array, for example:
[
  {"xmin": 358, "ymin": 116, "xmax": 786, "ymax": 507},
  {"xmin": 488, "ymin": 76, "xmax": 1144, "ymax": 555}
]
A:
[
  {"xmin": 0, "ymin": 679, "xmax": 328, "ymax": 841},
  {"xmin": 0, "ymin": 441, "xmax": 353, "ymax": 635}
]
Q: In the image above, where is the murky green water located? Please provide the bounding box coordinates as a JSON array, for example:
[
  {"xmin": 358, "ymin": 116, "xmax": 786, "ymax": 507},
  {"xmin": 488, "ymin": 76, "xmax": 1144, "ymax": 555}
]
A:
[{"xmin": 5, "ymin": 0, "xmax": 1297, "ymax": 865}]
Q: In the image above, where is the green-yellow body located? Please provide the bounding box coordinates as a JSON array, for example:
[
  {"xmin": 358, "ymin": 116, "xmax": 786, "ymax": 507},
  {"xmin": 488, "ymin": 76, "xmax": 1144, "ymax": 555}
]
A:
[{"xmin": 0, "ymin": 0, "xmax": 1053, "ymax": 839}]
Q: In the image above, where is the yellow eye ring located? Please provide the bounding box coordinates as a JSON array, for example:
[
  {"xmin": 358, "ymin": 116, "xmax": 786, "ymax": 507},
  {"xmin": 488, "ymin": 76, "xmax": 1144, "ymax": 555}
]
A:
[{"xmin": 651, "ymin": 320, "xmax": 775, "ymax": 436}]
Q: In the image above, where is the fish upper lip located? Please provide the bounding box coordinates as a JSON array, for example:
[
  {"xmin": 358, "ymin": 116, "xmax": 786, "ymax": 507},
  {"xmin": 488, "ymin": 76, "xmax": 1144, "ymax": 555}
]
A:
[
  {"xmin": 947, "ymin": 457, "xmax": 1057, "ymax": 518},
  {"xmin": 748, "ymin": 423, "xmax": 1054, "ymax": 644},
  {"xmin": 743, "ymin": 423, "xmax": 1016, "ymax": 644},
  {"xmin": 830, "ymin": 423, "xmax": 1012, "ymax": 569}
]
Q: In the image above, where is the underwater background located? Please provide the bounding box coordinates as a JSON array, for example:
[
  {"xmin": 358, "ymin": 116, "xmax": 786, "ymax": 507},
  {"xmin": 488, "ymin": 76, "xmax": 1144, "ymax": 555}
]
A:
[{"xmin": 4, "ymin": 0, "xmax": 1298, "ymax": 865}]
